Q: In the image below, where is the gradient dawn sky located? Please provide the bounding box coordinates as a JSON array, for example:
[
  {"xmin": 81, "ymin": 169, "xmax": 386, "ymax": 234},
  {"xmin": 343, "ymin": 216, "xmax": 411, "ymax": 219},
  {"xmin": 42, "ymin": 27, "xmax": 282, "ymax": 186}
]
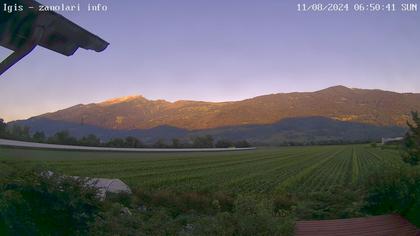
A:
[{"xmin": 1, "ymin": 0, "xmax": 420, "ymax": 121}]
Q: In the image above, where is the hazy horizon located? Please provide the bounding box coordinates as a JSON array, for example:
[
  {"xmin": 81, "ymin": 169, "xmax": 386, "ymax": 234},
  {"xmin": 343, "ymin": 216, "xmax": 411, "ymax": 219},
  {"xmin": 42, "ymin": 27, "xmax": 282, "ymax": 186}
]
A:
[{"xmin": 1, "ymin": 0, "xmax": 420, "ymax": 122}]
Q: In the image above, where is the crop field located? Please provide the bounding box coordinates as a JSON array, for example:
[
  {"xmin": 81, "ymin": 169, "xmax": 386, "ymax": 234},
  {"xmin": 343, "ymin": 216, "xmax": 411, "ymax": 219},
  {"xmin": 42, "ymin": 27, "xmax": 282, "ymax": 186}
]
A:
[{"xmin": 0, "ymin": 145, "xmax": 403, "ymax": 195}]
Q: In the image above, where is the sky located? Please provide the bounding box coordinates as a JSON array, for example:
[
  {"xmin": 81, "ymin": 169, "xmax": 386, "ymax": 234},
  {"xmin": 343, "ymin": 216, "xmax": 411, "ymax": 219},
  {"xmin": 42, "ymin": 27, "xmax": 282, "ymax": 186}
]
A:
[{"xmin": 1, "ymin": 0, "xmax": 420, "ymax": 121}]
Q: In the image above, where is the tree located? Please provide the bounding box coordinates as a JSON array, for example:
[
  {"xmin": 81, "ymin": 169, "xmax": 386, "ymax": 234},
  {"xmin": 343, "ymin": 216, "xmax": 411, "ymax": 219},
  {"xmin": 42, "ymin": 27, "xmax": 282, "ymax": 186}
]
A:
[
  {"xmin": 402, "ymin": 111, "xmax": 420, "ymax": 166},
  {"xmin": 215, "ymin": 139, "xmax": 234, "ymax": 148},
  {"xmin": 0, "ymin": 119, "xmax": 6, "ymax": 137},
  {"xmin": 49, "ymin": 131, "xmax": 77, "ymax": 145},
  {"xmin": 32, "ymin": 131, "xmax": 46, "ymax": 143},
  {"xmin": 125, "ymin": 136, "xmax": 142, "ymax": 148},
  {"xmin": 192, "ymin": 135, "xmax": 214, "ymax": 148},
  {"xmin": 80, "ymin": 134, "xmax": 101, "ymax": 147},
  {"xmin": 172, "ymin": 138, "xmax": 181, "ymax": 148},
  {"xmin": 9, "ymin": 125, "xmax": 31, "ymax": 141},
  {"xmin": 235, "ymin": 140, "xmax": 251, "ymax": 148},
  {"xmin": 153, "ymin": 139, "xmax": 167, "ymax": 148},
  {"xmin": 106, "ymin": 138, "xmax": 125, "ymax": 148}
]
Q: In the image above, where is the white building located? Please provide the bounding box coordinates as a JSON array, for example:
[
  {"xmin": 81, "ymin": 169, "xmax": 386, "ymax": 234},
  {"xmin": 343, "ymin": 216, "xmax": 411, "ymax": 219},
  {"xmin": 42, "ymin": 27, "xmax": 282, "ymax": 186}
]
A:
[{"xmin": 381, "ymin": 137, "xmax": 404, "ymax": 145}]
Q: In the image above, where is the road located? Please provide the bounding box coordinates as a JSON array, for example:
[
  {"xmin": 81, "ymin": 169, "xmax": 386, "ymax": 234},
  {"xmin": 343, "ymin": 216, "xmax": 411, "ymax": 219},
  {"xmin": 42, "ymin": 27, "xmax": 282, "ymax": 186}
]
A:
[{"xmin": 0, "ymin": 139, "xmax": 256, "ymax": 152}]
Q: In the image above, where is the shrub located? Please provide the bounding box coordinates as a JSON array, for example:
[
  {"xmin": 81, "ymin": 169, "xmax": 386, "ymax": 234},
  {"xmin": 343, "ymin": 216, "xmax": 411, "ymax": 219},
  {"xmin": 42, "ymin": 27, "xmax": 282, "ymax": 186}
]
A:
[
  {"xmin": 0, "ymin": 168, "xmax": 102, "ymax": 235},
  {"xmin": 233, "ymin": 196, "xmax": 293, "ymax": 235},
  {"xmin": 186, "ymin": 212, "xmax": 236, "ymax": 235},
  {"xmin": 295, "ymin": 186, "xmax": 364, "ymax": 220},
  {"xmin": 364, "ymin": 167, "xmax": 420, "ymax": 226},
  {"xmin": 0, "ymin": 173, "xmax": 295, "ymax": 235},
  {"xmin": 132, "ymin": 190, "xmax": 234, "ymax": 216},
  {"xmin": 273, "ymin": 194, "xmax": 297, "ymax": 216},
  {"xmin": 104, "ymin": 190, "xmax": 294, "ymax": 236},
  {"xmin": 401, "ymin": 111, "xmax": 420, "ymax": 166}
]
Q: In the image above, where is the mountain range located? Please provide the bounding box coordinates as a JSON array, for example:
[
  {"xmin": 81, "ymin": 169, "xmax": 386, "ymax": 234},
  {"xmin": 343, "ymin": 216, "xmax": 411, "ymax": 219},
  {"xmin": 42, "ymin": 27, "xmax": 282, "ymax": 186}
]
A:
[{"xmin": 11, "ymin": 86, "xmax": 419, "ymax": 144}]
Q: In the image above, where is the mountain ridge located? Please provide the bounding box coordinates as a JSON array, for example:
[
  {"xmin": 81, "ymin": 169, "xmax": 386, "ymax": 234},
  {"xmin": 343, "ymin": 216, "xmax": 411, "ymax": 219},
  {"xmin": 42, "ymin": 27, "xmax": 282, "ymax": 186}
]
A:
[{"xmin": 16, "ymin": 85, "xmax": 420, "ymax": 130}]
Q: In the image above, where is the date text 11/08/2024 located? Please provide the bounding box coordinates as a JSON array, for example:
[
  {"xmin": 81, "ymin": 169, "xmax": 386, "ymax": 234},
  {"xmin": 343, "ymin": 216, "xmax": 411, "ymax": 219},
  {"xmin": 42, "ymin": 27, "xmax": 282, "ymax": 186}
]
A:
[{"xmin": 297, "ymin": 3, "xmax": 418, "ymax": 12}]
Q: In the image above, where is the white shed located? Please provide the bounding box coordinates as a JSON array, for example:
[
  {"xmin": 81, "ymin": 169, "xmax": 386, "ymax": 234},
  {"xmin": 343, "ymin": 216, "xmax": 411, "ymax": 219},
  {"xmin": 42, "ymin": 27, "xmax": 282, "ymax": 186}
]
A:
[
  {"xmin": 43, "ymin": 171, "xmax": 132, "ymax": 200},
  {"xmin": 87, "ymin": 178, "xmax": 132, "ymax": 199}
]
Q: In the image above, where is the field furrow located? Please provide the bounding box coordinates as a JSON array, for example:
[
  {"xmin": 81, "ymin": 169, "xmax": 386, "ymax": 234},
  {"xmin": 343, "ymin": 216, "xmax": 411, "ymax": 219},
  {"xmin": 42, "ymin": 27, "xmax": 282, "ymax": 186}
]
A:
[{"xmin": 0, "ymin": 145, "xmax": 405, "ymax": 195}]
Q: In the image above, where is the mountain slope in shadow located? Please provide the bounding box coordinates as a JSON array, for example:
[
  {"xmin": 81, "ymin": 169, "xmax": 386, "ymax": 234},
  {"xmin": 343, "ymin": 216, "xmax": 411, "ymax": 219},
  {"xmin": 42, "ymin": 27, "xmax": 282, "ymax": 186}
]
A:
[{"xmin": 11, "ymin": 116, "xmax": 405, "ymax": 145}]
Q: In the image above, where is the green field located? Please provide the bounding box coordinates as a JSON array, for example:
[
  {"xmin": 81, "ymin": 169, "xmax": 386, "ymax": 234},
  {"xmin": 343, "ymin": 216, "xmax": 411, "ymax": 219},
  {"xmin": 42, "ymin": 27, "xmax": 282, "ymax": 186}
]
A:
[{"xmin": 0, "ymin": 145, "xmax": 404, "ymax": 195}]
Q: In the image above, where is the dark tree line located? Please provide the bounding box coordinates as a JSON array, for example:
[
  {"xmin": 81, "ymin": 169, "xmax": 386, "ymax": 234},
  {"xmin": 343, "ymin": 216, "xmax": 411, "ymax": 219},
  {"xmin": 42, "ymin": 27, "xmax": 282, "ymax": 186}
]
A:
[
  {"xmin": 0, "ymin": 120, "xmax": 32, "ymax": 141},
  {"xmin": 0, "ymin": 119, "xmax": 251, "ymax": 149}
]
